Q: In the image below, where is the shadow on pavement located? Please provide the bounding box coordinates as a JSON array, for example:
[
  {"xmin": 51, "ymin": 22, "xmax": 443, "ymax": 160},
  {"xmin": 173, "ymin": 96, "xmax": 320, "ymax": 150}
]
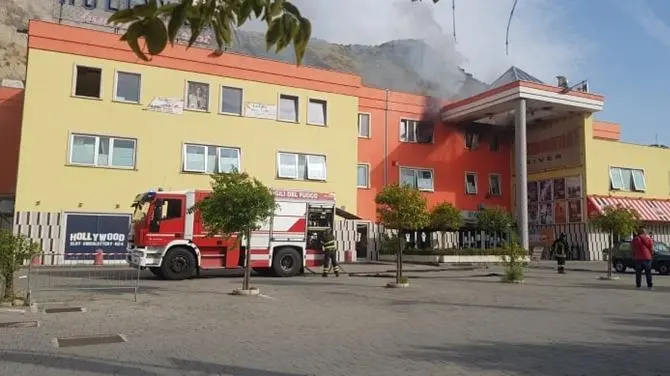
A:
[
  {"xmin": 0, "ymin": 350, "xmax": 310, "ymax": 376},
  {"xmin": 608, "ymin": 314, "xmax": 670, "ymax": 341},
  {"xmin": 402, "ymin": 341, "xmax": 666, "ymax": 375}
]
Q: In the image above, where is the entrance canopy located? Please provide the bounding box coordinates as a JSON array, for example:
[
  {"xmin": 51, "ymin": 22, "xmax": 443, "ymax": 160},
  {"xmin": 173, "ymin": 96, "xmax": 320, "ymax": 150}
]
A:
[{"xmin": 440, "ymin": 67, "xmax": 605, "ymax": 126}]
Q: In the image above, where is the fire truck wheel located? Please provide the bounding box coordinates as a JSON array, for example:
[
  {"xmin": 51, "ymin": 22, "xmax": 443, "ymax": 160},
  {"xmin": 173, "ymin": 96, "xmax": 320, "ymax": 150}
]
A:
[
  {"xmin": 272, "ymin": 247, "xmax": 302, "ymax": 277},
  {"xmin": 161, "ymin": 247, "xmax": 197, "ymax": 280},
  {"xmin": 148, "ymin": 267, "xmax": 164, "ymax": 279}
]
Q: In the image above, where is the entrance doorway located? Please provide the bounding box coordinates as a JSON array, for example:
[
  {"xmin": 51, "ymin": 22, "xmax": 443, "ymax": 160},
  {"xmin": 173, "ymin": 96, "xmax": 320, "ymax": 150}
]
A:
[{"xmin": 355, "ymin": 222, "xmax": 369, "ymax": 260}]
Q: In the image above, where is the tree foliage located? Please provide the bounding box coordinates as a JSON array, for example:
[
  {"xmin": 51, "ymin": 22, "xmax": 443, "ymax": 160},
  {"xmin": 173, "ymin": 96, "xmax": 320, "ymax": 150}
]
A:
[
  {"xmin": 589, "ymin": 205, "xmax": 641, "ymax": 239},
  {"xmin": 477, "ymin": 206, "xmax": 513, "ymax": 234},
  {"xmin": 192, "ymin": 171, "xmax": 277, "ymax": 239},
  {"xmin": 0, "ymin": 229, "xmax": 40, "ymax": 301},
  {"xmin": 375, "ymin": 184, "xmax": 429, "ymax": 231},
  {"xmin": 430, "ymin": 201, "xmax": 462, "ymax": 249},
  {"xmin": 108, "ymin": 0, "xmax": 312, "ymax": 63}
]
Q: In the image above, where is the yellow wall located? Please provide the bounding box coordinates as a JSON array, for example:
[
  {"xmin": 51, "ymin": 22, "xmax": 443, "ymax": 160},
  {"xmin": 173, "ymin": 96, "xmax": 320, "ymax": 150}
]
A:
[
  {"xmin": 15, "ymin": 50, "xmax": 359, "ymax": 213},
  {"xmin": 584, "ymin": 119, "xmax": 670, "ymax": 198}
]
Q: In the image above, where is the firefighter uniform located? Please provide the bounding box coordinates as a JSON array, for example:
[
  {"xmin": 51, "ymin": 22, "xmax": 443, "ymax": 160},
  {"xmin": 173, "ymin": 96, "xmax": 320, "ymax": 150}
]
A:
[
  {"xmin": 552, "ymin": 233, "xmax": 569, "ymax": 274},
  {"xmin": 321, "ymin": 231, "xmax": 340, "ymax": 277}
]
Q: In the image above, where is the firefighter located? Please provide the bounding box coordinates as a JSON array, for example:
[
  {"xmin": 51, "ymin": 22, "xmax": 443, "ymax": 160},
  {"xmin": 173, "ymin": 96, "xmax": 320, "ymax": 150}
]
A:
[
  {"xmin": 320, "ymin": 229, "xmax": 340, "ymax": 277},
  {"xmin": 552, "ymin": 233, "xmax": 569, "ymax": 274}
]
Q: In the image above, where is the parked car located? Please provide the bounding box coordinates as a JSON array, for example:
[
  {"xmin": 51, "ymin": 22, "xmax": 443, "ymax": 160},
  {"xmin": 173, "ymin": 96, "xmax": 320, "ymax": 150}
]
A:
[{"xmin": 611, "ymin": 240, "xmax": 670, "ymax": 275}]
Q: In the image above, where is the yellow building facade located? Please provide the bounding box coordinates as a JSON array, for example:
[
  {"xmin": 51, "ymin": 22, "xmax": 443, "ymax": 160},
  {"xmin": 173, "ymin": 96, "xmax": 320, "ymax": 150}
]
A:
[{"xmin": 14, "ymin": 20, "xmax": 361, "ymax": 256}]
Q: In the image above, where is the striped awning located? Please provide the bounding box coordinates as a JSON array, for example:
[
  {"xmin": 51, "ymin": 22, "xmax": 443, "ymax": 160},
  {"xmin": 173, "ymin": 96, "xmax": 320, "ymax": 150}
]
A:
[{"xmin": 587, "ymin": 196, "xmax": 670, "ymax": 222}]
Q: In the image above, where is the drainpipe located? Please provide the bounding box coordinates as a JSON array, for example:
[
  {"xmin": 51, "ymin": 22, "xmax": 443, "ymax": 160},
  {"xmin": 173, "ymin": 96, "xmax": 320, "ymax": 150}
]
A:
[{"xmin": 383, "ymin": 89, "xmax": 389, "ymax": 186}]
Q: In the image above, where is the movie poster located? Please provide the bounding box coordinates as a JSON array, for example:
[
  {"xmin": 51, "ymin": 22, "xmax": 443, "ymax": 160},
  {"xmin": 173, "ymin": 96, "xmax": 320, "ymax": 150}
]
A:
[
  {"xmin": 568, "ymin": 199, "xmax": 583, "ymax": 223},
  {"xmin": 554, "ymin": 200, "xmax": 567, "ymax": 224},
  {"xmin": 553, "ymin": 178, "xmax": 566, "ymax": 200},
  {"xmin": 528, "ymin": 203, "xmax": 539, "ymax": 225},
  {"xmin": 539, "ymin": 180, "xmax": 553, "ymax": 202},
  {"xmin": 539, "ymin": 202, "xmax": 554, "ymax": 225},
  {"xmin": 565, "ymin": 176, "xmax": 583, "ymax": 199},
  {"xmin": 527, "ymin": 181, "xmax": 538, "ymax": 202}
]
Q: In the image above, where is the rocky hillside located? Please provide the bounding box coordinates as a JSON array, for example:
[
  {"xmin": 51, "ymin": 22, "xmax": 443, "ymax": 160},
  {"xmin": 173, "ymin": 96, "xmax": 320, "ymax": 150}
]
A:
[{"xmin": 0, "ymin": 0, "xmax": 489, "ymax": 98}]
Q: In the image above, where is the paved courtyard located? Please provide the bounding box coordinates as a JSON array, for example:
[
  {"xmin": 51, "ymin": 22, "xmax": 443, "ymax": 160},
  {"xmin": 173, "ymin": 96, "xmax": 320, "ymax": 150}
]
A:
[{"xmin": 1, "ymin": 264, "xmax": 668, "ymax": 376}]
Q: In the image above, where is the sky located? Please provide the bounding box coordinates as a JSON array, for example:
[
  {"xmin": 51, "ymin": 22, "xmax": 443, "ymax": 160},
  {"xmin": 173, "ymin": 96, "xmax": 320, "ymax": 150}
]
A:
[{"xmin": 247, "ymin": 0, "xmax": 670, "ymax": 146}]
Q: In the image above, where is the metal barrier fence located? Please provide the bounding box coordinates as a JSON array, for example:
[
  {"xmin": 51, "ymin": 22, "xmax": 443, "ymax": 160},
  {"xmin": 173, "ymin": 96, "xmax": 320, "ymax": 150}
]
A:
[{"xmin": 25, "ymin": 253, "xmax": 140, "ymax": 304}]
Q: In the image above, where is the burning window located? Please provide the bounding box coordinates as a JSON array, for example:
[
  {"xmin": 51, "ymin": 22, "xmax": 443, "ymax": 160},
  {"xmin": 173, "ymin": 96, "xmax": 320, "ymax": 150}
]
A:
[{"xmin": 465, "ymin": 132, "xmax": 480, "ymax": 150}]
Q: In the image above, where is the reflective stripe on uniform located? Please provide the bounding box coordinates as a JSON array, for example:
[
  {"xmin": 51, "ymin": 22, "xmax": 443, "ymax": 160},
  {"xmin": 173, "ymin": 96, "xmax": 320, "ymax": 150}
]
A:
[{"xmin": 324, "ymin": 240, "xmax": 337, "ymax": 252}]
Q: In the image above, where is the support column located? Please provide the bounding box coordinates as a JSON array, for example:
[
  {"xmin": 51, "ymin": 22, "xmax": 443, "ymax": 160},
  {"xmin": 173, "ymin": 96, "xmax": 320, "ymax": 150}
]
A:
[{"xmin": 514, "ymin": 99, "xmax": 529, "ymax": 251}]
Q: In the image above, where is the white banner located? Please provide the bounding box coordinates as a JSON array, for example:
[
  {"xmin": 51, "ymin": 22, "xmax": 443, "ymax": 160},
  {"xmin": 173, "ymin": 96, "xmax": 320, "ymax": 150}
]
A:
[
  {"xmin": 244, "ymin": 102, "xmax": 277, "ymax": 120},
  {"xmin": 146, "ymin": 97, "xmax": 184, "ymax": 115}
]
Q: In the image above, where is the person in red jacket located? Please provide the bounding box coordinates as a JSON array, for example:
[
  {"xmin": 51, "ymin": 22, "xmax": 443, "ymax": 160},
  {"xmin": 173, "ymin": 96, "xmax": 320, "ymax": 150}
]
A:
[{"xmin": 631, "ymin": 227, "xmax": 654, "ymax": 289}]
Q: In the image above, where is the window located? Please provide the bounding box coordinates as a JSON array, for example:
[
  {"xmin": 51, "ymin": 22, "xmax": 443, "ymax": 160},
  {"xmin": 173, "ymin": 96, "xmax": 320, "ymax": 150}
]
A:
[
  {"xmin": 465, "ymin": 132, "xmax": 480, "ymax": 150},
  {"xmin": 185, "ymin": 81, "xmax": 210, "ymax": 111},
  {"xmin": 277, "ymin": 152, "xmax": 327, "ymax": 181},
  {"xmin": 157, "ymin": 198, "xmax": 183, "ymax": 221},
  {"xmin": 278, "ymin": 94, "xmax": 299, "ymax": 122},
  {"xmin": 399, "ymin": 167, "xmax": 434, "ymax": 191},
  {"xmin": 307, "ymin": 99, "xmax": 327, "ymax": 125},
  {"xmin": 358, "ymin": 113, "xmax": 371, "ymax": 138},
  {"xmin": 183, "ymin": 144, "xmax": 240, "ymax": 173},
  {"xmin": 609, "ymin": 167, "xmax": 646, "ymax": 192},
  {"xmin": 114, "ymin": 71, "xmax": 141, "ymax": 103},
  {"xmin": 69, "ymin": 134, "xmax": 136, "ymax": 168},
  {"xmin": 220, "ymin": 86, "xmax": 243, "ymax": 115},
  {"xmin": 490, "ymin": 135, "xmax": 500, "ymax": 151},
  {"xmin": 465, "ymin": 172, "xmax": 478, "ymax": 194},
  {"xmin": 357, "ymin": 164, "xmax": 369, "ymax": 188},
  {"xmin": 488, "ymin": 174, "xmax": 502, "ymax": 196},
  {"xmin": 400, "ymin": 119, "xmax": 418, "ymax": 143},
  {"xmin": 73, "ymin": 66, "xmax": 102, "ymax": 98}
]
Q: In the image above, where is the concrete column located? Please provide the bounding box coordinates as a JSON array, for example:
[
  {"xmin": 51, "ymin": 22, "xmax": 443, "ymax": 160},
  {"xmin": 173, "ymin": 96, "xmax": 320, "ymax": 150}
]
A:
[{"xmin": 514, "ymin": 99, "xmax": 529, "ymax": 251}]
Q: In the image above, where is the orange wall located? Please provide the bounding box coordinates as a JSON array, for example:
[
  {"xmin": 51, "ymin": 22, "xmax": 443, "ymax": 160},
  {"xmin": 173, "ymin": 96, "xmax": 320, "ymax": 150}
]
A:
[
  {"xmin": 592, "ymin": 120, "xmax": 620, "ymax": 141},
  {"xmin": 357, "ymin": 88, "xmax": 512, "ymax": 221},
  {"xmin": 0, "ymin": 87, "xmax": 23, "ymax": 196}
]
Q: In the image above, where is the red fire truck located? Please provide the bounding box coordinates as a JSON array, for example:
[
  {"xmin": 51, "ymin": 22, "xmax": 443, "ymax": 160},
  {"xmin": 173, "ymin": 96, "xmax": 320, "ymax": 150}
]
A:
[{"xmin": 126, "ymin": 188, "xmax": 337, "ymax": 280}]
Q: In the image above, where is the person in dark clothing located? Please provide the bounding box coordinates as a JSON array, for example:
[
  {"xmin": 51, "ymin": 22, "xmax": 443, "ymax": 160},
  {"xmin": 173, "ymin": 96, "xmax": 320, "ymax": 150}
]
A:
[
  {"xmin": 632, "ymin": 227, "xmax": 654, "ymax": 289},
  {"xmin": 320, "ymin": 229, "xmax": 340, "ymax": 277},
  {"xmin": 552, "ymin": 233, "xmax": 569, "ymax": 274}
]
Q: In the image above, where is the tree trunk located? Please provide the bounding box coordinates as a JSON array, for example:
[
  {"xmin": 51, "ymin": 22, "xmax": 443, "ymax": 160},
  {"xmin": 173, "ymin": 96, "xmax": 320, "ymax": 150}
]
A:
[
  {"xmin": 2, "ymin": 272, "xmax": 14, "ymax": 301},
  {"xmin": 396, "ymin": 231, "xmax": 403, "ymax": 284},
  {"xmin": 607, "ymin": 232, "xmax": 613, "ymax": 278},
  {"xmin": 243, "ymin": 231, "xmax": 252, "ymax": 291}
]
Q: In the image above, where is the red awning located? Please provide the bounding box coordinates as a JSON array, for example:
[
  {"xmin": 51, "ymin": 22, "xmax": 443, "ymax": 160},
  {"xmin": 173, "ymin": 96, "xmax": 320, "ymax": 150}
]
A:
[{"xmin": 587, "ymin": 196, "xmax": 670, "ymax": 222}]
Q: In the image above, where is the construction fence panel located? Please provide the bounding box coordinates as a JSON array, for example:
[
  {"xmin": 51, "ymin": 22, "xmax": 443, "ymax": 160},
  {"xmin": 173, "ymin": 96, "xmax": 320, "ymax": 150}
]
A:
[{"xmin": 25, "ymin": 252, "xmax": 141, "ymax": 304}]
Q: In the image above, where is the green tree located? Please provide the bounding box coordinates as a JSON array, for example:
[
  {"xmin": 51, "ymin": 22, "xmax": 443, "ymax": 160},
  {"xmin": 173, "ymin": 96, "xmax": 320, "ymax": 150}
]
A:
[
  {"xmin": 0, "ymin": 229, "xmax": 40, "ymax": 302},
  {"xmin": 108, "ymin": 0, "xmax": 441, "ymax": 63},
  {"xmin": 429, "ymin": 201, "xmax": 462, "ymax": 249},
  {"xmin": 589, "ymin": 204, "xmax": 640, "ymax": 279},
  {"xmin": 191, "ymin": 171, "xmax": 277, "ymax": 291},
  {"xmin": 477, "ymin": 206, "xmax": 514, "ymax": 234},
  {"xmin": 375, "ymin": 184, "xmax": 429, "ymax": 285},
  {"xmin": 476, "ymin": 207, "xmax": 524, "ymax": 282}
]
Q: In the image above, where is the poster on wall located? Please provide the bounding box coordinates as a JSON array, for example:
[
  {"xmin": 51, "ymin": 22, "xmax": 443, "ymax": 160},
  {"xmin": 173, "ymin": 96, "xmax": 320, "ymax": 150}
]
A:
[
  {"xmin": 539, "ymin": 202, "xmax": 554, "ymax": 225},
  {"xmin": 528, "ymin": 203, "xmax": 539, "ymax": 225},
  {"xmin": 554, "ymin": 200, "xmax": 567, "ymax": 224},
  {"xmin": 565, "ymin": 176, "xmax": 583, "ymax": 198},
  {"xmin": 64, "ymin": 213, "xmax": 131, "ymax": 261},
  {"xmin": 527, "ymin": 181, "xmax": 538, "ymax": 202},
  {"xmin": 568, "ymin": 200, "xmax": 583, "ymax": 223},
  {"xmin": 539, "ymin": 180, "xmax": 553, "ymax": 202},
  {"xmin": 553, "ymin": 178, "xmax": 566, "ymax": 200},
  {"xmin": 244, "ymin": 102, "xmax": 278, "ymax": 120}
]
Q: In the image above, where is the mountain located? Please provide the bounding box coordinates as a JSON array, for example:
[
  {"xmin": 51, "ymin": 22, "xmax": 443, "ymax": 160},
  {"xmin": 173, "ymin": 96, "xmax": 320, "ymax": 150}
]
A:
[{"xmin": 0, "ymin": 0, "xmax": 489, "ymax": 99}]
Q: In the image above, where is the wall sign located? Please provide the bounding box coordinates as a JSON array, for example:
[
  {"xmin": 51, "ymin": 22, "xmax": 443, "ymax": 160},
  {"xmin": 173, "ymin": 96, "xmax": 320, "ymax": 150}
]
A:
[
  {"xmin": 146, "ymin": 97, "xmax": 184, "ymax": 115},
  {"xmin": 272, "ymin": 189, "xmax": 335, "ymax": 202},
  {"xmin": 64, "ymin": 213, "xmax": 131, "ymax": 260},
  {"xmin": 244, "ymin": 102, "xmax": 278, "ymax": 120},
  {"xmin": 526, "ymin": 119, "xmax": 582, "ymax": 174}
]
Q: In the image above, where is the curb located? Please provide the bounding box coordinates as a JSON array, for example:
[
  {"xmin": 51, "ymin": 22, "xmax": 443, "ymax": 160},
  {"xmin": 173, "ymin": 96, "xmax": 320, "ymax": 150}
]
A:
[
  {"xmin": 386, "ymin": 282, "xmax": 410, "ymax": 288},
  {"xmin": 231, "ymin": 287, "xmax": 261, "ymax": 296}
]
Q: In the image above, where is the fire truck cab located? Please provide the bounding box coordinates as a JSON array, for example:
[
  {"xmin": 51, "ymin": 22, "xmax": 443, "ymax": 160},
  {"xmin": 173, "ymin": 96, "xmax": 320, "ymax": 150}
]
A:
[{"xmin": 127, "ymin": 188, "xmax": 336, "ymax": 280}]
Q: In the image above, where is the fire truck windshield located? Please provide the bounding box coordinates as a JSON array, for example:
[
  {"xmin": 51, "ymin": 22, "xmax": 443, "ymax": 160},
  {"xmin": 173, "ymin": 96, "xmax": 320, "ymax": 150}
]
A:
[{"xmin": 131, "ymin": 192, "xmax": 156, "ymax": 223}]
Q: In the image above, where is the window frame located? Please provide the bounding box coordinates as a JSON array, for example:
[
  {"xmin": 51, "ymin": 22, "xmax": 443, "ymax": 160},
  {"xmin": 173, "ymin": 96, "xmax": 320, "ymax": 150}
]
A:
[
  {"xmin": 357, "ymin": 163, "xmax": 370, "ymax": 188},
  {"xmin": 112, "ymin": 70, "xmax": 142, "ymax": 104},
  {"xmin": 219, "ymin": 85, "xmax": 244, "ymax": 116},
  {"xmin": 631, "ymin": 169, "xmax": 647, "ymax": 192},
  {"xmin": 488, "ymin": 173, "xmax": 502, "ymax": 196},
  {"xmin": 399, "ymin": 118, "xmax": 419, "ymax": 143},
  {"xmin": 465, "ymin": 172, "xmax": 478, "ymax": 195},
  {"xmin": 465, "ymin": 131, "xmax": 480, "ymax": 150},
  {"xmin": 68, "ymin": 133, "xmax": 137, "ymax": 169},
  {"xmin": 609, "ymin": 166, "xmax": 646, "ymax": 192},
  {"xmin": 72, "ymin": 64, "xmax": 103, "ymax": 100},
  {"xmin": 399, "ymin": 166, "xmax": 435, "ymax": 192},
  {"xmin": 358, "ymin": 112, "xmax": 372, "ymax": 138},
  {"xmin": 276, "ymin": 152, "xmax": 328, "ymax": 181},
  {"xmin": 307, "ymin": 98, "xmax": 328, "ymax": 126},
  {"xmin": 278, "ymin": 94, "xmax": 300, "ymax": 123},
  {"xmin": 182, "ymin": 143, "xmax": 242, "ymax": 174},
  {"xmin": 184, "ymin": 80, "xmax": 211, "ymax": 112}
]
